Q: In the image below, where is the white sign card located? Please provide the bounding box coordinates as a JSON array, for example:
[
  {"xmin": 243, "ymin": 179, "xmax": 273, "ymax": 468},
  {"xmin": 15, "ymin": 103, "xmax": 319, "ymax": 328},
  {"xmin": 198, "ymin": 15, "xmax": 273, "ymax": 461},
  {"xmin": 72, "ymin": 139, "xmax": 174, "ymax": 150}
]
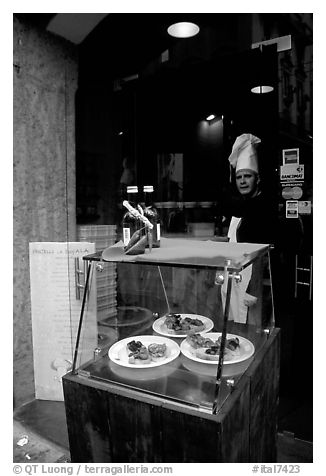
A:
[
  {"xmin": 281, "ymin": 185, "xmax": 303, "ymax": 200},
  {"xmin": 282, "ymin": 148, "xmax": 299, "ymax": 165},
  {"xmin": 286, "ymin": 200, "xmax": 299, "ymax": 218},
  {"xmin": 29, "ymin": 242, "xmax": 97, "ymax": 401},
  {"xmin": 298, "ymin": 200, "xmax": 312, "ymax": 215},
  {"xmin": 280, "ymin": 164, "xmax": 304, "ymax": 182}
]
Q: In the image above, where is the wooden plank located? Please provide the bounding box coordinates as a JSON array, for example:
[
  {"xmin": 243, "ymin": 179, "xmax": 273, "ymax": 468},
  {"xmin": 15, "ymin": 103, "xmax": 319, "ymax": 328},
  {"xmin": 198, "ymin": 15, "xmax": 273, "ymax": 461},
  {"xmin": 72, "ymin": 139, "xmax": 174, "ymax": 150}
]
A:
[
  {"xmin": 159, "ymin": 408, "xmax": 222, "ymax": 462},
  {"xmin": 247, "ymin": 329, "xmax": 280, "ymax": 462},
  {"xmin": 219, "ymin": 377, "xmax": 251, "ymax": 462},
  {"xmin": 63, "ymin": 379, "xmax": 113, "ymax": 462},
  {"xmin": 63, "ymin": 372, "xmax": 251, "ymax": 462},
  {"xmin": 106, "ymin": 394, "xmax": 162, "ymax": 462},
  {"xmin": 65, "ymin": 378, "xmax": 224, "ymax": 462}
]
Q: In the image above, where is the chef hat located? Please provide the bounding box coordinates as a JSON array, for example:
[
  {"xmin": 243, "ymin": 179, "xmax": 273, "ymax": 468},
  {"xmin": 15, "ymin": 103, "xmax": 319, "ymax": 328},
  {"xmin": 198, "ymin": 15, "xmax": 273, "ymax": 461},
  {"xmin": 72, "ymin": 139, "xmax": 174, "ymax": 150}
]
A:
[{"xmin": 228, "ymin": 133, "xmax": 261, "ymax": 174}]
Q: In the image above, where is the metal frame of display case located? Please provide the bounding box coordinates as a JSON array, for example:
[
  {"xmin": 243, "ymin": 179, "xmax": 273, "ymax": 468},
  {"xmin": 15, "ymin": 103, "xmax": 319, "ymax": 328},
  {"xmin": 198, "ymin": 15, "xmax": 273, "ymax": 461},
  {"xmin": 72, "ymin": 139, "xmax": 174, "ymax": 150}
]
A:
[
  {"xmin": 63, "ymin": 238, "xmax": 279, "ymax": 463},
  {"xmin": 71, "ymin": 238, "xmax": 273, "ymax": 414}
]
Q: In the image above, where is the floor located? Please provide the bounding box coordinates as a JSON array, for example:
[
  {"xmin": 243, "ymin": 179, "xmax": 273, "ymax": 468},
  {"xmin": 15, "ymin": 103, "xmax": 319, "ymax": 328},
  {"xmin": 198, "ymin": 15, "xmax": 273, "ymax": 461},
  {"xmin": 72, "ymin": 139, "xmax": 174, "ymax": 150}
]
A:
[
  {"xmin": 13, "ymin": 398, "xmax": 313, "ymax": 463},
  {"xmin": 13, "ymin": 400, "xmax": 70, "ymax": 463}
]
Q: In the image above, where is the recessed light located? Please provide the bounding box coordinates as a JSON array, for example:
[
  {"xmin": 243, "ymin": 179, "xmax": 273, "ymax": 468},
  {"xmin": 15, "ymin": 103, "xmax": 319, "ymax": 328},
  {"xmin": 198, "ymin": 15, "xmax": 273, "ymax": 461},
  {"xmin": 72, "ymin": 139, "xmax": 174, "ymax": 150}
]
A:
[
  {"xmin": 167, "ymin": 22, "xmax": 200, "ymax": 38},
  {"xmin": 251, "ymin": 85, "xmax": 274, "ymax": 94}
]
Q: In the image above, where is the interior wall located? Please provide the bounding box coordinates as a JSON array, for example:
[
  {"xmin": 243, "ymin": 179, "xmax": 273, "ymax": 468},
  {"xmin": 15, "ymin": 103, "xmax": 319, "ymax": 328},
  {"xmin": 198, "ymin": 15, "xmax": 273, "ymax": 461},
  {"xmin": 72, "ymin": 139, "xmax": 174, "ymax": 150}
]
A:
[{"xmin": 13, "ymin": 16, "xmax": 78, "ymax": 406}]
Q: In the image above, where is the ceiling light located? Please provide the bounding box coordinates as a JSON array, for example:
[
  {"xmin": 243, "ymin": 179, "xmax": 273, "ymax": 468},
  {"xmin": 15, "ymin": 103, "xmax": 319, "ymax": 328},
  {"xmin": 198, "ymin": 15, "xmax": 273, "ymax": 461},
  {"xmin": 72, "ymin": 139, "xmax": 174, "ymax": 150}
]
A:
[
  {"xmin": 167, "ymin": 22, "xmax": 200, "ymax": 38},
  {"xmin": 251, "ymin": 85, "xmax": 274, "ymax": 94},
  {"xmin": 206, "ymin": 114, "xmax": 216, "ymax": 121}
]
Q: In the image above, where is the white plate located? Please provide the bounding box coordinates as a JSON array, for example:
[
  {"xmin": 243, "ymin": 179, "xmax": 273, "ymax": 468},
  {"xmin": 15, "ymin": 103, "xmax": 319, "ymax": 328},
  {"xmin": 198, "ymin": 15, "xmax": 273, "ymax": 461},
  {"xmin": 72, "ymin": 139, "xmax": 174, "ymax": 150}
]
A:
[
  {"xmin": 109, "ymin": 359, "xmax": 179, "ymax": 381},
  {"xmin": 181, "ymin": 355, "xmax": 254, "ymax": 377},
  {"xmin": 152, "ymin": 314, "xmax": 214, "ymax": 338},
  {"xmin": 180, "ymin": 332, "xmax": 255, "ymax": 365},
  {"xmin": 108, "ymin": 335, "xmax": 180, "ymax": 368}
]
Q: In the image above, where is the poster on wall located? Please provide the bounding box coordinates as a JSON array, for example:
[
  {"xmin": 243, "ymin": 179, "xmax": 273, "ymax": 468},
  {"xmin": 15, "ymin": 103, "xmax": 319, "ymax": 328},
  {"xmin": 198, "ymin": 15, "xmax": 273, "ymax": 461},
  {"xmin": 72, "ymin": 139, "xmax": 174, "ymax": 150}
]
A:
[
  {"xmin": 29, "ymin": 242, "xmax": 97, "ymax": 401},
  {"xmin": 298, "ymin": 200, "xmax": 312, "ymax": 215},
  {"xmin": 280, "ymin": 164, "xmax": 304, "ymax": 182},
  {"xmin": 281, "ymin": 184, "xmax": 303, "ymax": 200},
  {"xmin": 286, "ymin": 200, "xmax": 299, "ymax": 218},
  {"xmin": 282, "ymin": 148, "xmax": 299, "ymax": 165}
]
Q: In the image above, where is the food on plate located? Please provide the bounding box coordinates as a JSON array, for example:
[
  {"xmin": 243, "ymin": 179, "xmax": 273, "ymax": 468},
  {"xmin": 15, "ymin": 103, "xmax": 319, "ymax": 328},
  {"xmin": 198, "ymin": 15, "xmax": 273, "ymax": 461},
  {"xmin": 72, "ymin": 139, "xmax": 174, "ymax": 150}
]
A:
[
  {"xmin": 195, "ymin": 345, "xmax": 235, "ymax": 362},
  {"xmin": 126, "ymin": 340, "xmax": 168, "ymax": 365},
  {"xmin": 148, "ymin": 343, "xmax": 168, "ymax": 362},
  {"xmin": 186, "ymin": 333, "xmax": 216, "ymax": 349},
  {"xmin": 195, "ymin": 346, "xmax": 222, "ymax": 361},
  {"xmin": 186, "ymin": 333, "xmax": 241, "ymax": 361},
  {"xmin": 164, "ymin": 313, "xmax": 206, "ymax": 334},
  {"xmin": 127, "ymin": 340, "xmax": 144, "ymax": 353},
  {"xmin": 224, "ymin": 336, "xmax": 240, "ymax": 351},
  {"xmin": 127, "ymin": 340, "xmax": 151, "ymax": 365}
]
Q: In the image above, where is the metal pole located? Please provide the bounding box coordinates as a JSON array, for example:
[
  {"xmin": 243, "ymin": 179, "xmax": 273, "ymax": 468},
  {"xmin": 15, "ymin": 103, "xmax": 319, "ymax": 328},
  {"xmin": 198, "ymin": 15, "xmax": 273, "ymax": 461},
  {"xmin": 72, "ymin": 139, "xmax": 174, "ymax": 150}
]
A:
[
  {"xmin": 294, "ymin": 254, "xmax": 298, "ymax": 298},
  {"xmin": 72, "ymin": 261, "xmax": 93, "ymax": 374},
  {"xmin": 309, "ymin": 256, "xmax": 313, "ymax": 301},
  {"xmin": 212, "ymin": 272, "xmax": 233, "ymax": 414},
  {"xmin": 158, "ymin": 265, "xmax": 171, "ymax": 314}
]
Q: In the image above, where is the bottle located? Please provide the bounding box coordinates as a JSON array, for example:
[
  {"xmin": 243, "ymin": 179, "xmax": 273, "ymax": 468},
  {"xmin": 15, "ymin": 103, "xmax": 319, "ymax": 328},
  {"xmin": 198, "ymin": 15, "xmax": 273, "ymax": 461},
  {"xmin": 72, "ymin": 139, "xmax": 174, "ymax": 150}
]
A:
[
  {"xmin": 143, "ymin": 185, "xmax": 161, "ymax": 248},
  {"xmin": 122, "ymin": 186, "xmax": 142, "ymax": 247}
]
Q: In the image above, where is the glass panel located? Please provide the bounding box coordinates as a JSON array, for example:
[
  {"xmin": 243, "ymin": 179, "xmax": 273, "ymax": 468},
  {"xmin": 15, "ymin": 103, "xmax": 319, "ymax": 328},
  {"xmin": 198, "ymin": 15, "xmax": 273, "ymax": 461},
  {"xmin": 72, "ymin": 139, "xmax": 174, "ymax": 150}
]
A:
[
  {"xmin": 72, "ymin": 241, "xmax": 273, "ymax": 414},
  {"xmin": 72, "ymin": 261, "xmax": 98, "ymax": 371}
]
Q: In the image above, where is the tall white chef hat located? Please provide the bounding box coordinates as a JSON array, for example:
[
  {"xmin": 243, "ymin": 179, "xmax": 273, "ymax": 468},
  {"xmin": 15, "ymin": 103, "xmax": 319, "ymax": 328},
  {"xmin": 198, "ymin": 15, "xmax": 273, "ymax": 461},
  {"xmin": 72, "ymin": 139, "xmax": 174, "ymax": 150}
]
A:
[{"xmin": 228, "ymin": 133, "xmax": 261, "ymax": 174}]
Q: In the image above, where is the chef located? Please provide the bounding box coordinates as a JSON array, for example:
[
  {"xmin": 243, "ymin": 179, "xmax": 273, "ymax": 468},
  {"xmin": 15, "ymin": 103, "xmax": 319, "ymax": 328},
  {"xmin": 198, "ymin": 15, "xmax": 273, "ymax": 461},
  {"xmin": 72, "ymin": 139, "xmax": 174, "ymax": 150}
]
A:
[{"xmin": 221, "ymin": 133, "xmax": 275, "ymax": 323}]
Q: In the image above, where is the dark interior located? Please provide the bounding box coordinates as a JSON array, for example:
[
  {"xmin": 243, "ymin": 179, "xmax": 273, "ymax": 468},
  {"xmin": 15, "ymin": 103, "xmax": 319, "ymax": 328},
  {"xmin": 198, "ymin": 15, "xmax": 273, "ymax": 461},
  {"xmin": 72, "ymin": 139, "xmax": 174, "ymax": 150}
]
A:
[{"xmin": 74, "ymin": 14, "xmax": 280, "ymax": 225}]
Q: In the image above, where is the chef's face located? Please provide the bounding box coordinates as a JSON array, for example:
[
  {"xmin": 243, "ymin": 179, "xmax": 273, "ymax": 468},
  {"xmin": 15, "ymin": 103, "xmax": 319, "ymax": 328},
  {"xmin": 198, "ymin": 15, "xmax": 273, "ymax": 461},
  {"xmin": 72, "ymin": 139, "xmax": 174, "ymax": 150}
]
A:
[{"xmin": 236, "ymin": 169, "xmax": 259, "ymax": 197}]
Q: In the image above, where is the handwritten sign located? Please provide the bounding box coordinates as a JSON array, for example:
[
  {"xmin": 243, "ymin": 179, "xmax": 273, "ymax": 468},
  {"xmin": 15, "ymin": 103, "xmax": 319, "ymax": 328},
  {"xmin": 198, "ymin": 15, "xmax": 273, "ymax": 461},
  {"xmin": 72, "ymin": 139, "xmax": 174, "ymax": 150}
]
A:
[{"xmin": 29, "ymin": 242, "xmax": 97, "ymax": 401}]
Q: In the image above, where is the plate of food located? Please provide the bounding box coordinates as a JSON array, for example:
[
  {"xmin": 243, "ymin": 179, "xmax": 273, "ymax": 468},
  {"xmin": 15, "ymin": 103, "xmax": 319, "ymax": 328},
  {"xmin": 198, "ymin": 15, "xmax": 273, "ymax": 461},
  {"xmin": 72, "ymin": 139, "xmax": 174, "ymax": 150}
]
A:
[
  {"xmin": 180, "ymin": 332, "xmax": 255, "ymax": 365},
  {"xmin": 108, "ymin": 335, "xmax": 180, "ymax": 368},
  {"xmin": 152, "ymin": 313, "xmax": 214, "ymax": 337}
]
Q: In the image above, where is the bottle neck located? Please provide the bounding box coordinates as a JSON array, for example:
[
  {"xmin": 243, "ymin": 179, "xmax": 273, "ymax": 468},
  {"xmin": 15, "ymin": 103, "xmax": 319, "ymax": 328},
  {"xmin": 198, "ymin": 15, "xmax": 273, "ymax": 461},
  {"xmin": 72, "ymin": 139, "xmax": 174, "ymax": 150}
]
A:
[{"xmin": 127, "ymin": 192, "xmax": 138, "ymax": 206}]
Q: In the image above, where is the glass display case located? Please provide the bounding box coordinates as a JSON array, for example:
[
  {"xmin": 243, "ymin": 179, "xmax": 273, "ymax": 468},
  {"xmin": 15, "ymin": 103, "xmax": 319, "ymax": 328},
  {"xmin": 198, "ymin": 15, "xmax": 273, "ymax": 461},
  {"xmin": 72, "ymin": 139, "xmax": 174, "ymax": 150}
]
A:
[{"xmin": 70, "ymin": 236, "xmax": 275, "ymax": 415}]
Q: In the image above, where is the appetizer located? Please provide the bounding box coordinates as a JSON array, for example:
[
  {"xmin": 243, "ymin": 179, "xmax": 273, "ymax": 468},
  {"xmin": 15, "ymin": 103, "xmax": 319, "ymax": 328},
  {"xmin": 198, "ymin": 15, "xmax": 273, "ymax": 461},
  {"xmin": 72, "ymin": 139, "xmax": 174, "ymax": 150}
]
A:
[
  {"xmin": 148, "ymin": 343, "xmax": 167, "ymax": 362},
  {"xmin": 186, "ymin": 333, "xmax": 240, "ymax": 362},
  {"xmin": 164, "ymin": 313, "xmax": 206, "ymax": 335},
  {"xmin": 127, "ymin": 340, "xmax": 151, "ymax": 365},
  {"xmin": 185, "ymin": 333, "xmax": 215, "ymax": 349},
  {"xmin": 126, "ymin": 340, "xmax": 168, "ymax": 365}
]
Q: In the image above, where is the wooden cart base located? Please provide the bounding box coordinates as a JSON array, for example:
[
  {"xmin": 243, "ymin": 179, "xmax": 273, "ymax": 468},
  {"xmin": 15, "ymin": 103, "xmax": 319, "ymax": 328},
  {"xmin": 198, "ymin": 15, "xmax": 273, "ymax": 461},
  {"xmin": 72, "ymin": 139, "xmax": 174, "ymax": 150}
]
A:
[{"xmin": 63, "ymin": 328, "xmax": 280, "ymax": 463}]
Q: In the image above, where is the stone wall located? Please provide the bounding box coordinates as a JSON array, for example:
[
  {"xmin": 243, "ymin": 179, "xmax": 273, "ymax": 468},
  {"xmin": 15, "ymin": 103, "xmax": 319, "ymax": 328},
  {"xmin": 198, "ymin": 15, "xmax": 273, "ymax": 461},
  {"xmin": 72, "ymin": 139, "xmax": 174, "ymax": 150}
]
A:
[{"xmin": 13, "ymin": 16, "xmax": 78, "ymax": 406}]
